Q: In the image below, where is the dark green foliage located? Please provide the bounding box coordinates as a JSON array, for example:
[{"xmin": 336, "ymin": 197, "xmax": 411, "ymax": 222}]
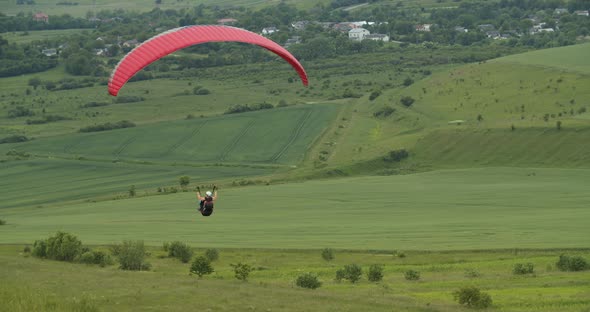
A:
[
  {"xmin": 477, "ymin": 114, "xmax": 484, "ymax": 122},
  {"xmin": 179, "ymin": 176, "xmax": 190, "ymax": 188},
  {"xmin": 403, "ymin": 77, "xmax": 414, "ymax": 86},
  {"xmin": 190, "ymin": 256, "xmax": 214, "ymax": 277},
  {"xmin": 513, "ymin": 263, "xmax": 535, "ymax": 275},
  {"xmin": 0, "ymin": 135, "xmax": 29, "ymax": 144},
  {"xmin": 116, "ymin": 240, "xmax": 150, "ymax": 271},
  {"xmin": 367, "ymin": 264, "xmax": 384, "ymax": 282},
  {"xmin": 369, "ymin": 90, "xmax": 382, "ymax": 101},
  {"xmin": 373, "ymin": 106, "xmax": 395, "ymax": 118},
  {"xmin": 128, "ymin": 185, "xmax": 136, "ymax": 197},
  {"xmin": 556, "ymin": 120, "xmax": 562, "ymax": 130},
  {"xmin": 194, "ymin": 88, "xmax": 211, "ymax": 95},
  {"xmin": 45, "ymin": 231, "xmax": 82, "ymax": 262},
  {"xmin": 224, "ymin": 103, "xmax": 274, "ymax": 114},
  {"xmin": 400, "ymin": 96, "xmax": 415, "ymax": 107},
  {"xmin": 0, "ymin": 219, "xmax": 6, "ymax": 225},
  {"xmin": 114, "ymin": 96, "xmax": 144, "ymax": 104},
  {"xmin": 26, "ymin": 115, "xmax": 71, "ymax": 125},
  {"xmin": 453, "ymin": 286, "xmax": 493, "ymax": 309},
  {"xmin": 336, "ymin": 264, "xmax": 362, "ymax": 283},
  {"xmin": 231, "ymin": 262, "xmax": 253, "ymax": 281},
  {"xmin": 384, "ymin": 149, "xmax": 409, "ymax": 162},
  {"xmin": 81, "ymin": 102, "xmax": 109, "ymax": 108},
  {"xmin": 204, "ymin": 248, "xmax": 219, "ymax": 262},
  {"xmin": 404, "ymin": 270, "xmax": 420, "ymax": 281},
  {"xmin": 8, "ymin": 106, "xmax": 34, "ymax": 118},
  {"xmin": 77, "ymin": 250, "xmax": 113, "ymax": 267},
  {"xmin": 321, "ymin": 248, "xmax": 334, "ymax": 261},
  {"xmin": 23, "ymin": 245, "xmax": 31, "ymax": 253},
  {"xmin": 556, "ymin": 254, "xmax": 589, "ymax": 272},
  {"xmin": 296, "ymin": 273, "xmax": 322, "ymax": 289},
  {"xmin": 28, "ymin": 77, "xmax": 42, "ymax": 89},
  {"xmin": 32, "ymin": 240, "xmax": 47, "ymax": 258},
  {"xmin": 167, "ymin": 241, "xmax": 193, "ymax": 263},
  {"xmin": 79, "ymin": 120, "xmax": 135, "ymax": 133}
]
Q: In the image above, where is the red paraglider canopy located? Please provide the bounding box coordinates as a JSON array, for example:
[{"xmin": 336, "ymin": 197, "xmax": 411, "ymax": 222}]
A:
[{"xmin": 108, "ymin": 25, "xmax": 308, "ymax": 96}]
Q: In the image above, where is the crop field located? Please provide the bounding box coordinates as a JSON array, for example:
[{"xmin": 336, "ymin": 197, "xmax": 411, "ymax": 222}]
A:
[{"xmin": 2, "ymin": 167, "xmax": 589, "ymax": 249}]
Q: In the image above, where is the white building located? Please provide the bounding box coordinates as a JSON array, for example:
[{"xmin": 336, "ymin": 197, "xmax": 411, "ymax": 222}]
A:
[
  {"xmin": 262, "ymin": 27, "xmax": 278, "ymax": 35},
  {"xmin": 365, "ymin": 34, "xmax": 390, "ymax": 42},
  {"xmin": 348, "ymin": 28, "xmax": 370, "ymax": 41}
]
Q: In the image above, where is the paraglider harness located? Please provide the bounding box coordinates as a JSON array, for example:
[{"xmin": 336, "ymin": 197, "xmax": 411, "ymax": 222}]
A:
[{"xmin": 199, "ymin": 196, "xmax": 214, "ymax": 216}]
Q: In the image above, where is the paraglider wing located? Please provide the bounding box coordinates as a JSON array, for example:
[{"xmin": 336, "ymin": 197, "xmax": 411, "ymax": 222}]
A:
[{"xmin": 108, "ymin": 25, "xmax": 308, "ymax": 96}]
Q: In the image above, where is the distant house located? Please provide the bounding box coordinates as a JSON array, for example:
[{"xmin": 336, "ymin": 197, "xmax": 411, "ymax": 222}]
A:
[
  {"xmin": 455, "ymin": 26, "xmax": 468, "ymax": 33},
  {"xmin": 122, "ymin": 39, "xmax": 139, "ymax": 48},
  {"xmin": 217, "ymin": 18, "xmax": 238, "ymax": 25},
  {"xmin": 486, "ymin": 31, "xmax": 501, "ymax": 39},
  {"xmin": 334, "ymin": 22, "xmax": 355, "ymax": 32},
  {"xmin": 415, "ymin": 24, "xmax": 432, "ymax": 32},
  {"xmin": 291, "ymin": 21, "xmax": 310, "ymax": 31},
  {"xmin": 42, "ymin": 48, "xmax": 57, "ymax": 56},
  {"xmin": 33, "ymin": 13, "xmax": 49, "ymax": 23},
  {"xmin": 365, "ymin": 34, "xmax": 390, "ymax": 42},
  {"xmin": 285, "ymin": 36, "xmax": 302, "ymax": 47},
  {"xmin": 262, "ymin": 27, "xmax": 278, "ymax": 35},
  {"xmin": 348, "ymin": 28, "xmax": 370, "ymax": 41},
  {"xmin": 575, "ymin": 10, "xmax": 589, "ymax": 16}
]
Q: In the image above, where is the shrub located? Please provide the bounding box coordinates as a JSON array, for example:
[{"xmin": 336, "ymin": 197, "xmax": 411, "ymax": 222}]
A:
[
  {"xmin": 8, "ymin": 106, "xmax": 34, "ymax": 118},
  {"xmin": 400, "ymin": 96, "xmax": 415, "ymax": 107},
  {"xmin": 82, "ymin": 101, "xmax": 109, "ymax": 108},
  {"xmin": 513, "ymin": 263, "xmax": 534, "ymax": 275},
  {"xmin": 231, "ymin": 262, "xmax": 253, "ymax": 281},
  {"xmin": 403, "ymin": 77, "xmax": 414, "ymax": 86},
  {"xmin": 296, "ymin": 273, "xmax": 322, "ymax": 289},
  {"xmin": 556, "ymin": 120, "xmax": 562, "ymax": 130},
  {"xmin": 453, "ymin": 286, "xmax": 493, "ymax": 309},
  {"xmin": 0, "ymin": 219, "xmax": 6, "ymax": 225},
  {"xmin": 167, "ymin": 241, "xmax": 193, "ymax": 263},
  {"xmin": 116, "ymin": 240, "xmax": 150, "ymax": 271},
  {"xmin": 369, "ymin": 90, "xmax": 382, "ymax": 101},
  {"xmin": 556, "ymin": 254, "xmax": 588, "ymax": 272},
  {"xmin": 336, "ymin": 264, "xmax": 362, "ymax": 283},
  {"xmin": 384, "ymin": 149, "xmax": 409, "ymax": 162},
  {"xmin": 46, "ymin": 231, "xmax": 82, "ymax": 262},
  {"xmin": 373, "ymin": 106, "xmax": 395, "ymax": 118},
  {"xmin": 190, "ymin": 256, "xmax": 214, "ymax": 277},
  {"xmin": 32, "ymin": 240, "xmax": 47, "ymax": 258},
  {"xmin": 204, "ymin": 248, "xmax": 219, "ymax": 262},
  {"xmin": 79, "ymin": 120, "xmax": 135, "ymax": 133},
  {"xmin": 367, "ymin": 264, "xmax": 384, "ymax": 282},
  {"xmin": 179, "ymin": 176, "xmax": 190, "ymax": 188},
  {"xmin": 77, "ymin": 250, "xmax": 113, "ymax": 267},
  {"xmin": 26, "ymin": 115, "xmax": 71, "ymax": 125},
  {"xmin": 114, "ymin": 95, "xmax": 144, "ymax": 103},
  {"xmin": 0, "ymin": 135, "xmax": 29, "ymax": 144},
  {"xmin": 321, "ymin": 248, "xmax": 334, "ymax": 261},
  {"xmin": 404, "ymin": 270, "xmax": 420, "ymax": 281},
  {"xmin": 23, "ymin": 245, "xmax": 31, "ymax": 253}
]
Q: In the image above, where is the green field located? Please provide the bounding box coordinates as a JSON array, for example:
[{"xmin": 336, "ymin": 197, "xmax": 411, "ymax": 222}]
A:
[
  {"xmin": 492, "ymin": 43, "xmax": 590, "ymax": 74},
  {"xmin": 1, "ymin": 29, "xmax": 91, "ymax": 44},
  {"xmin": 2, "ymin": 167, "xmax": 589, "ymax": 249}
]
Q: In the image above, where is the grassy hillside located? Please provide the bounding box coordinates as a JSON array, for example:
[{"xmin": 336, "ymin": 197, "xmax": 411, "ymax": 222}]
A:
[
  {"xmin": 492, "ymin": 42, "xmax": 590, "ymax": 74},
  {"xmin": 1, "ymin": 245, "xmax": 589, "ymax": 312},
  {"xmin": 2, "ymin": 167, "xmax": 589, "ymax": 249}
]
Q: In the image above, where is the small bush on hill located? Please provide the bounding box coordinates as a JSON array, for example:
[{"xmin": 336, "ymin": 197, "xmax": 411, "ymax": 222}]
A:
[
  {"xmin": 453, "ymin": 286, "xmax": 493, "ymax": 309},
  {"xmin": 464, "ymin": 269, "xmax": 481, "ymax": 278},
  {"xmin": 231, "ymin": 262, "xmax": 253, "ymax": 281},
  {"xmin": 45, "ymin": 231, "xmax": 82, "ymax": 262},
  {"xmin": 513, "ymin": 263, "xmax": 535, "ymax": 275},
  {"xmin": 404, "ymin": 270, "xmax": 420, "ymax": 281},
  {"xmin": 367, "ymin": 264, "xmax": 384, "ymax": 282},
  {"xmin": 400, "ymin": 96, "xmax": 415, "ymax": 107},
  {"xmin": 369, "ymin": 90, "xmax": 382, "ymax": 101},
  {"xmin": 167, "ymin": 241, "xmax": 193, "ymax": 263},
  {"xmin": 373, "ymin": 106, "xmax": 395, "ymax": 118},
  {"xmin": 0, "ymin": 219, "xmax": 6, "ymax": 225},
  {"xmin": 8, "ymin": 106, "xmax": 34, "ymax": 118},
  {"xmin": 116, "ymin": 240, "xmax": 151, "ymax": 271},
  {"xmin": 384, "ymin": 149, "xmax": 409, "ymax": 162},
  {"xmin": 204, "ymin": 248, "xmax": 219, "ymax": 262},
  {"xmin": 0, "ymin": 135, "xmax": 29, "ymax": 144},
  {"xmin": 26, "ymin": 115, "xmax": 71, "ymax": 125},
  {"xmin": 321, "ymin": 248, "xmax": 334, "ymax": 261},
  {"xmin": 114, "ymin": 95, "xmax": 144, "ymax": 104},
  {"xmin": 556, "ymin": 254, "xmax": 588, "ymax": 272},
  {"xmin": 296, "ymin": 273, "xmax": 322, "ymax": 289},
  {"xmin": 81, "ymin": 102, "xmax": 109, "ymax": 108},
  {"xmin": 6, "ymin": 149, "xmax": 30, "ymax": 158},
  {"xmin": 32, "ymin": 240, "xmax": 47, "ymax": 258},
  {"xmin": 403, "ymin": 77, "xmax": 414, "ymax": 86},
  {"xmin": 77, "ymin": 250, "xmax": 113, "ymax": 267},
  {"xmin": 79, "ymin": 120, "xmax": 135, "ymax": 133},
  {"xmin": 224, "ymin": 103, "xmax": 274, "ymax": 114},
  {"xmin": 23, "ymin": 245, "xmax": 31, "ymax": 253},
  {"xmin": 336, "ymin": 264, "xmax": 362, "ymax": 283},
  {"xmin": 190, "ymin": 256, "xmax": 214, "ymax": 277}
]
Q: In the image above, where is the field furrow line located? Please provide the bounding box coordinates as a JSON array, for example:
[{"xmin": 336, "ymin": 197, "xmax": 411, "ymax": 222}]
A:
[
  {"xmin": 270, "ymin": 108, "xmax": 312, "ymax": 162},
  {"xmin": 218, "ymin": 118, "xmax": 256, "ymax": 161},
  {"xmin": 160, "ymin": 121, "xmax": 208, "ymax": 157},
  {"xmin": 113, "ymin": 136, "xmax": 137, "ymax": 157}
]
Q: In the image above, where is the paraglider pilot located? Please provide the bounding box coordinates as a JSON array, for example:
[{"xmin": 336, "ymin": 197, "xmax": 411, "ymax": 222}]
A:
[{"xmin": 197, "ymin": 185, "xmax": 217, "ymax": 216}]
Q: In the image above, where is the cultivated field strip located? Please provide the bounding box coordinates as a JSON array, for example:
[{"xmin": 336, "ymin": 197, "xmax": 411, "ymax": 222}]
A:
[{"xmin": 270, "ymin": 107, "xmax": 312, "ymax": 162}]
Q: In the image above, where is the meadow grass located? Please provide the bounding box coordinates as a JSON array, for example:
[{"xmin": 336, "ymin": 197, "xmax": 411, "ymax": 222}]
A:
[
  {"xmin": 1, "ymin": 29, "xmax": 90, "ymax": 44},
  {"xmin": 1, "ymin": 245, "xmax": 588, "ymax": 311},
  {"xmin": 2, "ymin": 167, "xmax": 589, "ymax": 250},
  {"xmin": 492, "ymin": 42, "xmax": 590, "ymax": 74}
]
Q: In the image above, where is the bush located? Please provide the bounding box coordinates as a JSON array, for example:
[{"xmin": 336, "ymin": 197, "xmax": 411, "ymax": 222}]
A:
[
  {"xmin": 513, "ymin": 263, "xmax": 534, "ymax": 275},
  {"xmin": 114, "ymin": 95, "xmax": 144, "ymax": 103},
  {"xmin": 0, "ymin": 219, "xmax": 6, "ymax": 225},
  {"xmin": 384, "ymin": 149, "xmax": 409, "ymax": 162},
  {"xmin": 404, "ymin": 270, "xmax": 420, "ymax": 281},
  {"xmin": 0, "ymin": 135, "xmax": 29, "ymax": 144},
  {"xmin": 321, "ymin": 248, "xmax": 334, "ymax": 261},
  {"xmin": 296, "ymin": 273, "xmax": 322, "ymax": 289},
  {"xmin": 190, "ymin": 256, "xmax": 214, "ymax": 277},
  {"xmin": 403, "ymin": 77, "xmax": 414, "ymax": 86},
  {"xmin": 167, "ymin": 241, "xmax": 193, "ymax": 263},
  {"xmin": 373, "ymin": 106, "xmax": 395, "ymax": 118},
  {"xmin": 26, "ymin": 115, "xmax": 71, "ymax": 125},
  {"xmin": 23, "ymin": 245, "xmax": 31, "ymax": 253},
  {"xmin": 204, "ymin": 248, "xmax": 219, "ymax": 262},
  {"xmin": 116, "ymin": 240, "xmax": 150, "ymax": 271},
  {"xmin": 77, "ymin": 250, "xmax": 113, "ymax": 267},
  {"xmin": 32, "ymin": 240, "xmax": 47, "ymax": 258},
  {"xmin": 453, "ymin": 286, "xmax": 493, "ymax": 309},
  {"xmin": 46, "ymin": 231, "xmax": 82, "ymax": 262},
  {"xmin": 8, "ymin": 106, "xmax": 34, "ymax": 118},
  {"xmin": 556, "ymin": 254, "xmax": 589, "ymax": 272},
  {"xmin": 400, "ymin": 96, "xmax": 415, "ymax": 107},
  {"xmin": 231, "ymin": 262, "xmax": 253, "ymax": 281},
  {"xmin": 367, "ymin": 264, "xmax": 384, "ymax": 282},
  {"xmin": 79, "ymin": 120, "xmax": 135, "ymax": 133},
  {"xmin": 336, "ymin": 264, "xmax": 362, "ymax": 283},
  {"xmin": 82, "ymin": 101, "xmax": 109, "ymax": 108},
  {"xmin": 369, "ymin": 90, "xmax": 382, "ymax": 101}
]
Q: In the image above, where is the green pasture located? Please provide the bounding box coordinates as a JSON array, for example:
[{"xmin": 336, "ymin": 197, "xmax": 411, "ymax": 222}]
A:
[
  {"xmin": 2, "ymin": 167, "xmax": 589, "ymax": 250},
  {"xmin": 1, "ymin": 245, "xmax": 589, "ymax": 311},
  {"xmin": 492, "ymin": 43, "xmax": 590, "ymax": 74},
  {"xmin": 1, "ymin": 0, "xmax": 330, "ymax": 17},
  {"xmin": 0, "ymin": 158, "xmax": 273, "ymax": 209},
  {"xmin": 1, "ymin": 29, "xmax": 90, "ymax": 44}
]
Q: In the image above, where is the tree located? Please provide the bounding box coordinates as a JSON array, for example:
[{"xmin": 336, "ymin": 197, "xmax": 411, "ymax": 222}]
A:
[
  {"xmin": 296, "ymin": 273, "xmax": 322, "ymax": 289},
  {"xmin": 179, "ymin": 176, "xmax": 190, "ymax": 189},
  {"xmin": 367, "ymin": 264, "xmax": 384, "ymax": 282},
  {"xmin": 231, "ymin": 262, "xmax": 253, "ymax": 281},
  {"xmin": 453, "ymin": 286, "xmax": 492, "ymax": 309},
  {"xmin": 335, "ymin": 264, "xmax": 362, "ymax": 283},
  {"xmin": 556, "ymin": 120, "xmax": 562, "ymax": 130},
  {"xmin": 477, "ymin": 114, "xmax": 483, "ymax": 122},
  {"xmin": 129, "ymin": 185, "xmax": 136, "ymax": 197},
  {"xmin": 321, "ymin": 248, "xmax": 334, "ymax": 261},
  {"xmin": 28, "ymin": 77, "xmax": 42, "ymax": 89},
  {"xmin": 190, "ymin": 256, "xmax": 214, "ymax": 277},
  {"xmin": 400, "ymin": 96, "xmax": 415, "ymax": 107},
  {"xmin": 65, "ymin": 51, "xmax": 94, "ymax": 75}
]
